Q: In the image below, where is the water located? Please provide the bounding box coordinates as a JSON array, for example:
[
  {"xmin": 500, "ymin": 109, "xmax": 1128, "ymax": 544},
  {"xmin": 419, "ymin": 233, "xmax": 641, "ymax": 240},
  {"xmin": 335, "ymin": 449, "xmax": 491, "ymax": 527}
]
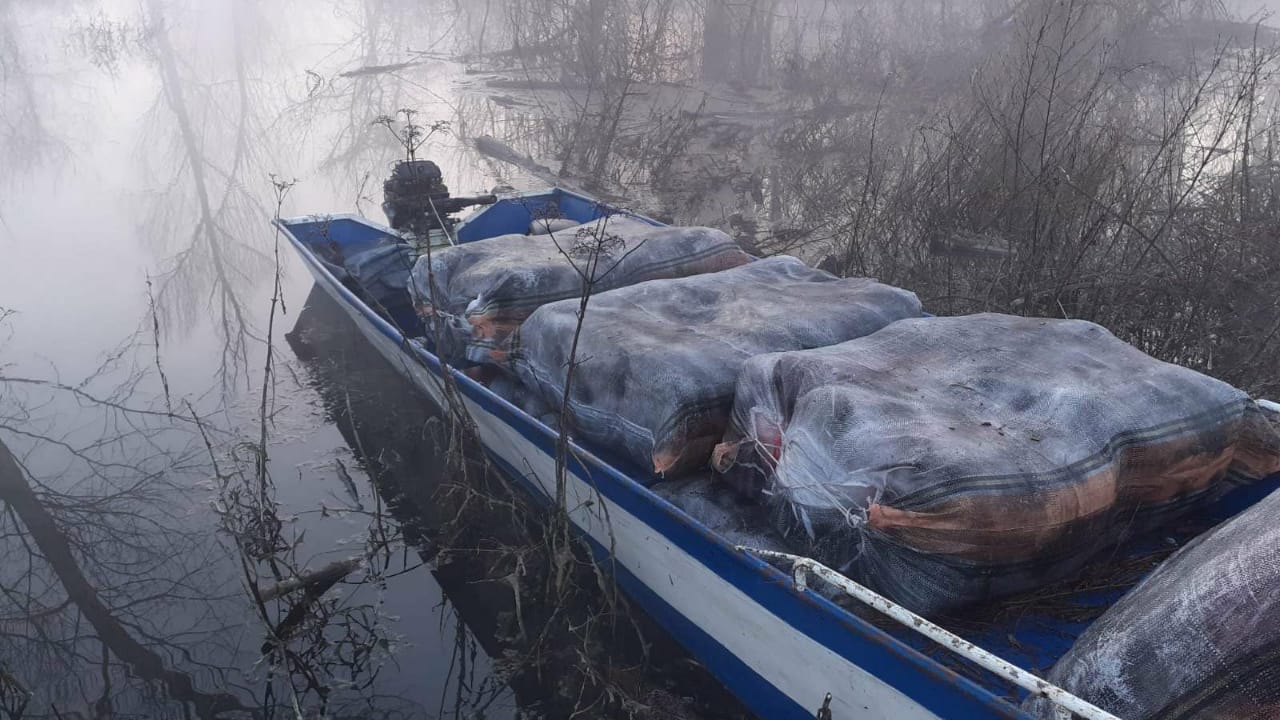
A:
[{"xmin": 0, "ymin": 1, "xmax": 737, "ymax": 716}]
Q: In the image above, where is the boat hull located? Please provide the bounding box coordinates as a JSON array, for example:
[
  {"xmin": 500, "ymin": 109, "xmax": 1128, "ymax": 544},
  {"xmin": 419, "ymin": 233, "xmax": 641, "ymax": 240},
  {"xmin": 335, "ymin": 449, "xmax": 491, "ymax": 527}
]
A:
[{"xmin": 282, "ymin": 211, "xmax": 1026, "ymax": 720}]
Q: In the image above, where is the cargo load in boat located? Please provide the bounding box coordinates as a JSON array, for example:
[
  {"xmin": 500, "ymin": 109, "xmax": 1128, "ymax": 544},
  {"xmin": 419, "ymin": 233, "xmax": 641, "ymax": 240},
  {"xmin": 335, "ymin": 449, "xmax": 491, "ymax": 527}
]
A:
[
  {"xmin": 509, "ymin": 255, "xmax": 921, "ymax": 475},
  {"xmin": 277, "ymin": 170, "xmax": 1280, "ymax": 720},
  {"xmin": 407, "ymin": 215, "xmax": 751, "ymax": 365},
  {"xmin": 712, "ymin": 313, "xmax": 1280, "ymax": 615}
]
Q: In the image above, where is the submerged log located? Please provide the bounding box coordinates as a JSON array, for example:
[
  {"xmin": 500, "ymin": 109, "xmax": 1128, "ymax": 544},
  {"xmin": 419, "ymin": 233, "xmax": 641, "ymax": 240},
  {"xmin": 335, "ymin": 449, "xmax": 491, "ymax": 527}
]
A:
[{"xmin": 254, "ymin": 556, "xmax": 365, "ymax": 602}]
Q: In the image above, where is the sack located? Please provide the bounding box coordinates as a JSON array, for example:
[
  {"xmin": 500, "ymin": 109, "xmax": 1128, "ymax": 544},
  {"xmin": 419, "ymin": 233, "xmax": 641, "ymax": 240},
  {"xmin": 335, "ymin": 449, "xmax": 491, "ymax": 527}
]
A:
[
  {"xmin": 511, "ymin": 256, "xmax": 921, "ymax": 476},
  {"xmin": 407, "ymin": 216, "xmax": 751, "ymax": 364},
  {"xmin": 342, "ymin": 241, "xmax": 422, "ymax": 335},
  {"xmin": 652, "ymin": 475, "xmax": 790, "ymax": 553},
  {"xmin": 529, "ymin": 218, "xmax": 580, "ymax": 235},
  {"xmin": 713, "ymin": 313, "xmax": 1280, "ymax": 615},
  {"xmin": 1026, "ymin": 479, "xmax": 1280, "ymax": 719}
]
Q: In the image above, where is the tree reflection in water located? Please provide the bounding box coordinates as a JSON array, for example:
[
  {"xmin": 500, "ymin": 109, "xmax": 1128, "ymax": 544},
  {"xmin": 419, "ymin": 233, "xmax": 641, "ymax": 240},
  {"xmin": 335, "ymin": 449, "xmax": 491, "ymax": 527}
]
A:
[
  {"xmin": 0, "ymin": 292, "xmax": 510, "ymax": 718},
  {"xmin": 0, "ymin": 327, "xmax": 255, "ymax": 716},
  {"xmin": 286, "ymin": 286, "xmax": 747, "ymax": 719}
]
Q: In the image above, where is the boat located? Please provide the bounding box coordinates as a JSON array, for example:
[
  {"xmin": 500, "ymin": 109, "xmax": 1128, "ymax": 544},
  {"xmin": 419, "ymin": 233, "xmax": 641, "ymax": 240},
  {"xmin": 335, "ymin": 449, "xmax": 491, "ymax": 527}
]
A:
[{"xmin": 277, "ymin": 174, "xmax": 1280, "ymax": 720}]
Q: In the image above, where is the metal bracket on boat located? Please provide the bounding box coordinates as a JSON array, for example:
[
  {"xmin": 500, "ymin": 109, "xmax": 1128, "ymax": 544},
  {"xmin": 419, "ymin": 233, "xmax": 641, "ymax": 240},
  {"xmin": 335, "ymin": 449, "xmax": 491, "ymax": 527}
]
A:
[{"xmin": 736, "ymin": 546, "xmax": 1121, "ymax": 720}]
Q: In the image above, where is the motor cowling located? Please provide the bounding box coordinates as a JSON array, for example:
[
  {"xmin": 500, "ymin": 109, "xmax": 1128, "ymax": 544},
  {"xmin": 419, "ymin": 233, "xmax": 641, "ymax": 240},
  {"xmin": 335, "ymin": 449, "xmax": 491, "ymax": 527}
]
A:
[
  {"xmin": 382, "ymin": 160, "xmax": 449, "ymax": 235},
  {"xmin": 382, "ymin": 160, "xmax": 497, "ymax": 237}
]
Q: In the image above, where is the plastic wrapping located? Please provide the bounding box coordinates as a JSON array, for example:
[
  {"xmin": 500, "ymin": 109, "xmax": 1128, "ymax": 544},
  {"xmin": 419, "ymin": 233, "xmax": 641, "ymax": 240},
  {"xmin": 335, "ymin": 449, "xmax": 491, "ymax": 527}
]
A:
[
  {"xmin": 346, "ymin": 242, "xmax": 415, "ymax": 306},
  {"xmin": 529, "ymin": 218, "xmax": 580, "ymax": 235},
  {"xmin": 713, "ymin": 313, "xmax": 1280, "ymax": 615},
  {"xmin": 1026, "ymin": 481, "xmax": 1280, "ymax": 719},
  {"xmin": 651, "ymin": 475, "xmax": 790, "ymax": 553},
  {"xmin": 406, "ymin": 216, "xmax": 751, "ymax": 364},
  {"xmin": 510, "ymin": 256, "xmax": 921, "ymax": 476},
  {"xmin": 342, "ymin": 241, "xmax": 421, "ymax": 334}
]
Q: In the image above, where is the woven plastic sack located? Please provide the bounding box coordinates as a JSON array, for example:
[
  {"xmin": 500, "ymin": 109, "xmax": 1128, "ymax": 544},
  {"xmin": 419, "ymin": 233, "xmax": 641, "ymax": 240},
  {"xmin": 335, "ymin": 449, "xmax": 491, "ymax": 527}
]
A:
[
  {"xmin": 320, "ymin": 240, "xmax": 422, "ymax": 336},
  {"xmin": 510, "ymin": 256, "xmax": 921, "ymax": 476},
  {"xmin": 651, "ymin": 475, "xmax": 790, "ymax": 553},
  {"xmin": 1026, "ymin": 480, "xmax": 1280, "ymax": 719},
  {"xmin": 529, "ymin": 218, "xmax": 580, "ymax": 235},
  {"xmin": 406, "ymin": 216, "xmax": 750, "ymax": 364},
  {"xmin": 346, "ymin": 242, "xmax": 415, "ymax": 308},
  {"xmin": 713, "ymin": 313, "xmax": 1280, "ymax": 615}
]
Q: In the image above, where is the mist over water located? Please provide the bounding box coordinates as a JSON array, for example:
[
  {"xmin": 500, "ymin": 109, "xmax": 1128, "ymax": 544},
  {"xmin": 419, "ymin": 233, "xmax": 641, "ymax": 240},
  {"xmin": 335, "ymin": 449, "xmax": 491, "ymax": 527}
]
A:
[
  {"xmin": 0, "ymin": 2, "xmax": 526, "ymax": 717},
  {"xmin": 2, "ymin": 0, "xmax": 1280, "ymax": 717}
]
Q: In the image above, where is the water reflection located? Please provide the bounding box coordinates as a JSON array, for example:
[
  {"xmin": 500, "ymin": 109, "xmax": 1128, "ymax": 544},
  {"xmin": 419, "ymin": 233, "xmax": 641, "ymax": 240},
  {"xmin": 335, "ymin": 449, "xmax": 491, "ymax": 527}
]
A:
[
  {"xmin": 287, "ymin": 286, "xmax": 747, "ymax": 719},
  {"xmin": 2, "ymin": 0, "xmax": 753, "ymax": 716},
  {"xmin": 0, "ymin": 2, "xmax": 66, "ymax": 186},
  {"xmin": 140, "ymin": 0, "xmax": 276, "ymax": 384},
  {"xmin": 286, "ymin": 287, "xmax": 521, "ymax": 717},
  {"xmin": 0, "ymin": 298, "xmax": 518, "ymax": 718},
  {"xmin": 0, "ymin": 351, "xmax": 255, "ymax": 717}
]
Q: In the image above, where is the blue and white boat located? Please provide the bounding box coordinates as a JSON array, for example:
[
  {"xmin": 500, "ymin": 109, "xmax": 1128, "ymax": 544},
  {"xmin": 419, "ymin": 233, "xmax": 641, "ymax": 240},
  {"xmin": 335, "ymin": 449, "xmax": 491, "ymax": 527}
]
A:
[{"xmin": 278, "ymin": 183, "xmax": 1280, "ymax": 720}]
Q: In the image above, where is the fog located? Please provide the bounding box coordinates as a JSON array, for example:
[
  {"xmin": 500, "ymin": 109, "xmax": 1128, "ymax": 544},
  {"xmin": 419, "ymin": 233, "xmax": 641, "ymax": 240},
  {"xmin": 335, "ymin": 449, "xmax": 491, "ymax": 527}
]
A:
[{"xmin": 1, "ymin": 0, "xmax": 1278, "ymax": 716}]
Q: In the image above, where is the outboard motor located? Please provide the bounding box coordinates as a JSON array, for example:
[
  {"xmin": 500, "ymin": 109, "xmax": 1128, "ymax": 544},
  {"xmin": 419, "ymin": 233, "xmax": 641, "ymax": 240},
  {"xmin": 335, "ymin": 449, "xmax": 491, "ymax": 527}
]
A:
[{"xmin": 382, "ymin": 160, "xmax": 497, "ymax": 238}]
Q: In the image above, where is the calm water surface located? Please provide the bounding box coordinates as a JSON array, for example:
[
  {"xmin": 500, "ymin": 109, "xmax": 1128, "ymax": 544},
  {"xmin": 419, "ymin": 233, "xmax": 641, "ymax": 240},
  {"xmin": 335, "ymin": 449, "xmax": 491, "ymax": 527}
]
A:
[{"xmin": 0, "ymin": 1, "xmax": 724, "ymax": 717}]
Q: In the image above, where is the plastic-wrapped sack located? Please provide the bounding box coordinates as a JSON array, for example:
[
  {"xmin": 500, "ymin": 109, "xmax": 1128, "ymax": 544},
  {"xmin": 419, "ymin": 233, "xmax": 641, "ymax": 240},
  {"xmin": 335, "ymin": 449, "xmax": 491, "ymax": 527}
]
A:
[
  {"xmin": 712, "ymin": 313, "xmax": 1280, "ymax": 615},
  {"xmin": 510, "ymin": 256, "xmax": 921, "ymax": 476},
  {"xmin": 347, "ymin": 242, "xmax": 415, "ymax": 303},
  {"xmin": 651, "ymin": 475, "xmax": 790, "ymax": 553},
  {"xmin": 407, "ymin": 216, "xmax": 750, "ymax": 364},
  {"xmin": 529, "ymin": 218, "xmax": 580, "ymax": 236},
  {"xmin": 1025, "ymin": 479, "xmax": 1280, "ymax": 719},
  {"xmin": 336, "ymin": 241, "xmax": 423, "ymax": 335}
]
